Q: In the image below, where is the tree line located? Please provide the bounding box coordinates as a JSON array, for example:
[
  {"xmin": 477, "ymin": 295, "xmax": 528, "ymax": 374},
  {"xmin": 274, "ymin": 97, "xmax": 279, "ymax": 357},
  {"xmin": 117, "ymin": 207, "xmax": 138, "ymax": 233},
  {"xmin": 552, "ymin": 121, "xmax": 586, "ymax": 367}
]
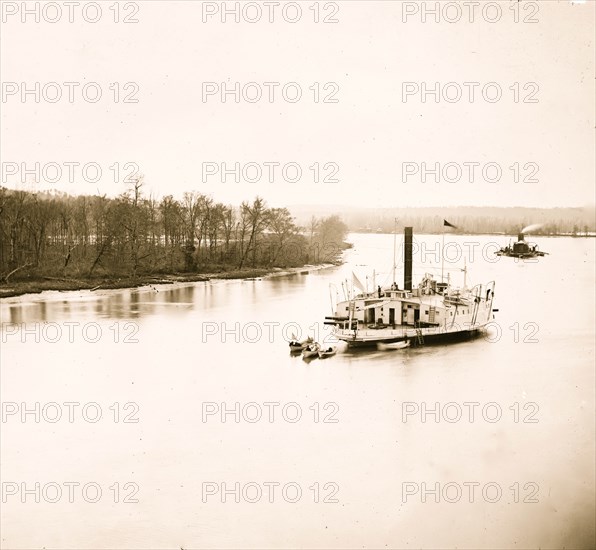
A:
[
  {"xmin": 343, "ymin": 206, "xmax": 595, "ymax": 236},
  {"xmin": 0, "ymin": 182, "xmax": 348, "ymax": 282}
]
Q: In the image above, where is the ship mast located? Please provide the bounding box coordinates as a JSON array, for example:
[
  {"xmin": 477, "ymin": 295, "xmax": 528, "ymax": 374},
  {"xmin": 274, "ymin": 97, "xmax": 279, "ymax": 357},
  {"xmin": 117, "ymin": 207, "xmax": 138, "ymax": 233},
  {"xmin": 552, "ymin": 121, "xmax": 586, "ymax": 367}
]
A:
[
  {"xmin": 441, "ymin": 224, "xmax": 445, "ymax": 283},
  {"xmin": 392, "ymin": 217, "xmax": 397, "ymax": 284}
]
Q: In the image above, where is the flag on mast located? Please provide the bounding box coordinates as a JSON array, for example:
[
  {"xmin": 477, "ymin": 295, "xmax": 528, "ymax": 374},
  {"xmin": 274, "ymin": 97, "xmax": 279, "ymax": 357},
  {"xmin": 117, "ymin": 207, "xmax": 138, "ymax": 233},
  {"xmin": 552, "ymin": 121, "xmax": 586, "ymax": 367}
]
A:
[{"xmin": 441, "ymin": 220, "xmax": 456, "ymax": 282}]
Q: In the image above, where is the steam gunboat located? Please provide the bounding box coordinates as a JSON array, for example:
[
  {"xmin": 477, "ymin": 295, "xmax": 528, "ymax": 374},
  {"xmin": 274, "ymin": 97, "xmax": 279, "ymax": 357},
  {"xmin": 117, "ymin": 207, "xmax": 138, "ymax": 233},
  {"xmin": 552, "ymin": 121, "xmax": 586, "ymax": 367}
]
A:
[
  {"xmin": 496, "ymin": 227, "xmax": 548, "ymax": 259},
  {"xmin": 324, "ymin": 227, "xmax": 497, "ymax": 347}
]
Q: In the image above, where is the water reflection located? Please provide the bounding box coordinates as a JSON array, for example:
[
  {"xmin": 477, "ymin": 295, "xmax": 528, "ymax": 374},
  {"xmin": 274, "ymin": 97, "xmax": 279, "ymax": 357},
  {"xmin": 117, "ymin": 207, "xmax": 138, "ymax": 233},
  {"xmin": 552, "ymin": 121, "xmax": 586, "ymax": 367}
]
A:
[{"xmin": 0, "ymin": 235, "xmax": 594, "ymax": 549}]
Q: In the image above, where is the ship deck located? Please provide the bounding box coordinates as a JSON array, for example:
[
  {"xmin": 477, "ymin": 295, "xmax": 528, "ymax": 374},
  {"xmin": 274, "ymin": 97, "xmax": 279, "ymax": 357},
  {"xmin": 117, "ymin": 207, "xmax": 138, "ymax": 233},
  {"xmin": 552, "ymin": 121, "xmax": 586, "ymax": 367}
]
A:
[{"xmin": 352, "ymin": 290, "xmax": 474, "ymax": 307}]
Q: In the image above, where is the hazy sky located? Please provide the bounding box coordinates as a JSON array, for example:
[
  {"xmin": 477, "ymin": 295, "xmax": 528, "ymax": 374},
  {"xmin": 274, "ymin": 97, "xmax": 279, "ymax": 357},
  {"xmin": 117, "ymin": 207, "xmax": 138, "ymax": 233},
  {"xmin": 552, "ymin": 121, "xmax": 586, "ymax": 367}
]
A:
[{"xmin": 1, "ymin": 0, "xmax": 594, "ymax": 209}]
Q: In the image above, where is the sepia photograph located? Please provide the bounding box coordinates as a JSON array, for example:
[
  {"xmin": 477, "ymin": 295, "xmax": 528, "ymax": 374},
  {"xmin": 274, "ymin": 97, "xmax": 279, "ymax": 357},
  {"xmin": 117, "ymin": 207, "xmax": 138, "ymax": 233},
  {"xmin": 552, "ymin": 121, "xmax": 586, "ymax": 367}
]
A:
[{"xmin": 0, "ymin": 1, "xmax": 595, "ymax": 548}]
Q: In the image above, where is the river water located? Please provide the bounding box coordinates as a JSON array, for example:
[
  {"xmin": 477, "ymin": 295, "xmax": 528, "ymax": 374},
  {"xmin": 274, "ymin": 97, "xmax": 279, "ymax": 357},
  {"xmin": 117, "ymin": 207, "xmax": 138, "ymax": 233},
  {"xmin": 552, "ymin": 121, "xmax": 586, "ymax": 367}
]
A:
[{"xmin": 1, "ymin": 233, "xmax": 594, "ymax": 549}]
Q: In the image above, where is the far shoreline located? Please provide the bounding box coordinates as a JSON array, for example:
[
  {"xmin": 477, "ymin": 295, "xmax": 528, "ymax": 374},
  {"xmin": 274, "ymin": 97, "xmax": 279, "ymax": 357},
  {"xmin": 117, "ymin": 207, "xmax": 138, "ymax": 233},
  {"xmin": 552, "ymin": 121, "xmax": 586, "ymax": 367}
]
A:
[{"xmin": 0, "ymin": 263, "xmax": 340, "ymax": 301}]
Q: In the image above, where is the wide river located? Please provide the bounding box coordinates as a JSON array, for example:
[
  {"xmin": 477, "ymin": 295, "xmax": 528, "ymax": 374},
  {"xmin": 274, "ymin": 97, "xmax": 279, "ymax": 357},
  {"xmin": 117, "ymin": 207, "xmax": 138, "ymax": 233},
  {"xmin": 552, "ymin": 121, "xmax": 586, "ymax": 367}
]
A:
[{"xmin": 1, "ymin": 233, "xmax": 594, "ymax": 549}]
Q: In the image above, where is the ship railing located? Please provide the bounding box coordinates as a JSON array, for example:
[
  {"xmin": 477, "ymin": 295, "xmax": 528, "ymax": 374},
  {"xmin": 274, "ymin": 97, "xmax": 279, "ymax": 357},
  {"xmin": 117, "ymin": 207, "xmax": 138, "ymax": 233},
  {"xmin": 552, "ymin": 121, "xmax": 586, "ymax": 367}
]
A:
[{"xmin": 336, "ymin": 326, "xmax": 409, "ymax": 338}]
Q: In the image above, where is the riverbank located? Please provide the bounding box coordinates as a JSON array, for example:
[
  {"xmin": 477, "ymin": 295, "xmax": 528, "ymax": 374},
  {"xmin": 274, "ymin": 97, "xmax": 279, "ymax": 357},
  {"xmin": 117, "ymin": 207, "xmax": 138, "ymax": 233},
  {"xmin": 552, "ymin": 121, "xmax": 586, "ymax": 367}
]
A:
[{"xmin": 0, "ymin": 263, "xmax": 339, "ymax": 299}]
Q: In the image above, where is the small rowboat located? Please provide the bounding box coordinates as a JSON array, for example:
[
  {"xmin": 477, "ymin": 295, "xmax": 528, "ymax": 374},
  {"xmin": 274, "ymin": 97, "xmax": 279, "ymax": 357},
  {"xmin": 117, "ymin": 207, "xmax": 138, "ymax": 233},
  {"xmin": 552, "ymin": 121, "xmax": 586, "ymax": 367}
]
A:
[
  {"xmin": 302, "ymin": 343, "xmax": 321, "ymax": 359},
  {"xmin": 289, "ymin": 336, "xmax": 313, "ymax": 352},
  {"xmin": 377, "ymin": 340, "xmax": 410, "ymax": 351},
  {"xmin": 317, "ymin": 346, "xmax": 337, "ymax": 359}
]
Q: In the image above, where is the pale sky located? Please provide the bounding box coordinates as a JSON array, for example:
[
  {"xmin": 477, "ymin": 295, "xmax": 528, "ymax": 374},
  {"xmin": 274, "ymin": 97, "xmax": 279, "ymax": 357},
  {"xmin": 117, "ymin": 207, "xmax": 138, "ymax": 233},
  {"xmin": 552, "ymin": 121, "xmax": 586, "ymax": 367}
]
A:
[{"xmin": 1, "ymin": 0, "xmax": 594, "ymax": 208}]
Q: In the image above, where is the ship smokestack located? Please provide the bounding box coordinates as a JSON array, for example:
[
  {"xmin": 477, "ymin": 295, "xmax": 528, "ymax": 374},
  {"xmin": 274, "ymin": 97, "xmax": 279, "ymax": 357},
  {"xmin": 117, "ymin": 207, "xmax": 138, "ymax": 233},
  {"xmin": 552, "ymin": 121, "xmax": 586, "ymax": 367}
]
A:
[{"xmin": 404, "ymin": 227, "xmax": 413, "ymax": 291}]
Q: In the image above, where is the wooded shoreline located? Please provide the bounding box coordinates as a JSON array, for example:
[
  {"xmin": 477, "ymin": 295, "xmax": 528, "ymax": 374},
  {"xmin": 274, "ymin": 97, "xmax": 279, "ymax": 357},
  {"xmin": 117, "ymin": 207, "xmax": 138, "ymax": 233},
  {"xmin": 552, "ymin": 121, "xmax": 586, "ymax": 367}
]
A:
[{"xmin": 0, "ymin": 185, "xmax": 350, "ymax": 298}]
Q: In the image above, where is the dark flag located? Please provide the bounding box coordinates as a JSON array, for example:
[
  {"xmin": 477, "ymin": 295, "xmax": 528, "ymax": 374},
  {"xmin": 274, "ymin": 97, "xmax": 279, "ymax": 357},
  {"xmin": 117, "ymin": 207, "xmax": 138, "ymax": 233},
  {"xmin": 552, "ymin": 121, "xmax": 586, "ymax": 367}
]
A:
[{"xmin": 444, "ymin": 219, "xmax": 457, "ymax": 229}]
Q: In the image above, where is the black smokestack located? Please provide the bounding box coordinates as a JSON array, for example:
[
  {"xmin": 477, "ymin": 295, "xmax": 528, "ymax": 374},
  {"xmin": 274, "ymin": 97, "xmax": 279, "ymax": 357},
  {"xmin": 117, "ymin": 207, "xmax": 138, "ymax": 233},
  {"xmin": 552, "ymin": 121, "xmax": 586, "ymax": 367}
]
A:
[{"xmin": 404, "ymin": 227, "xmax": 413, "ymax": 291}]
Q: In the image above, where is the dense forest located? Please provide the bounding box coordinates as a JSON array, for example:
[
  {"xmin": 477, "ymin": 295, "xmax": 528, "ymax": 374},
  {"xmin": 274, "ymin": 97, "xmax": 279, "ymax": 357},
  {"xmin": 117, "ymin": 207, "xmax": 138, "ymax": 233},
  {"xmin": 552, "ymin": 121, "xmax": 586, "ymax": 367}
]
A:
[{"xmin": 0, "ymin": 183, "xmax": 348, "ymax": 283}]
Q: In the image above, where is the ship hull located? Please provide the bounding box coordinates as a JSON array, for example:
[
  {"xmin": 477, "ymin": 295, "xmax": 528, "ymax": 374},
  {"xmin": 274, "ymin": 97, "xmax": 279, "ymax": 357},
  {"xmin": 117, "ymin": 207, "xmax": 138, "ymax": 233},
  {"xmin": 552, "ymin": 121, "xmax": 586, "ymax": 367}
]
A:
[
  {"xmin": 496, "ymin": 251, "xmax": 546, "ymax": 258},
  {"xmin": 335, "ymin": 322, "xmax": 489, "ymax": 348},
  {"xmin": 340, "ymin": 328, "xmax": 485, "ymax": 348}
]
